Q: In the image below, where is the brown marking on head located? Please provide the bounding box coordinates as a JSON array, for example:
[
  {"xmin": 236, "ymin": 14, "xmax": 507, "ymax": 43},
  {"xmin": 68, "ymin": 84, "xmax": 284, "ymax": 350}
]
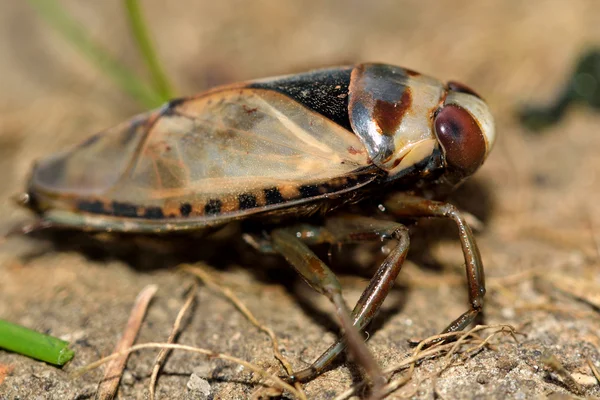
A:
[{"xmin": 372, "ymin": 88, "xmax": 412, "ymax": 136}]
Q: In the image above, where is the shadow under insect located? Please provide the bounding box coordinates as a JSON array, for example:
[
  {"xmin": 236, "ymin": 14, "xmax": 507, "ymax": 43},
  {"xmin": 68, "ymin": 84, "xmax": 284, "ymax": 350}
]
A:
[{"xmin": 16, "ymin": 176, "xmax": 494, "ymax": 368}]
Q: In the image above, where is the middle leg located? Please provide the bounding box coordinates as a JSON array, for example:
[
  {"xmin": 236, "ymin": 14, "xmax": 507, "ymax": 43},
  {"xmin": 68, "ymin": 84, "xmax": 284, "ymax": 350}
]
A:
[{"xmin": 266, "ymin": 216, "xmax": 410, "ymax": 383}]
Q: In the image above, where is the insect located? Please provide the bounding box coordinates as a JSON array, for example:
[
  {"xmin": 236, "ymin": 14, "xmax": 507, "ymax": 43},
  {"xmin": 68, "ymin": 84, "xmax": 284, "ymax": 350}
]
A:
[{"xmin": 20, "ymin": 63, "xmax": 495, "ymax": 393}]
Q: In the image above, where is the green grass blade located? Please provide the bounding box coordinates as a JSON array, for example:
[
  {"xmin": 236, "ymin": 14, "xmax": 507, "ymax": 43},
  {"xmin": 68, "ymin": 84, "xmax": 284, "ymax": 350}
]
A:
[
  {"xmin": 0, "ymin": 319, "xmax": 75, "ymax": 366},
  {"xmin": 25, "ymin": 0, "xmax": 164, "ymax": 108},
  {"xmin": 124, "ymin": 0, "xmax": 175, "ymax": 100}
]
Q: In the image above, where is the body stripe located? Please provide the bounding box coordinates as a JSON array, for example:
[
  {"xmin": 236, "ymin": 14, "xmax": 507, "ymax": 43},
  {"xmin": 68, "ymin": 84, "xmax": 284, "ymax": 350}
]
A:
[
  {"xmin": 74, "ymin": 174, "xmax": 376, "ymax": 221},
  {"xmin": 180, "ymin": 203, "xmax": 192, "ymax": 216},
  {"xmin": 264, "ymin": 187, "xmax": 285, "ymax": 204},
  {"xmin": 299, "ymin": 184, "xmax": 321, "ymax": 198},
  {"xmin": 204, "ymin": 199, "xmax": 222, "ymax": 215},
  {"xmin": 238, "ymin": 193, "xmax": 258, "ymax": 209}
]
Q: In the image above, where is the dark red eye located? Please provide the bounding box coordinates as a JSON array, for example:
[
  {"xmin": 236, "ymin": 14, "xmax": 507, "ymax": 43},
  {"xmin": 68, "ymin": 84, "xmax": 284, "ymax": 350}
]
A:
[
  {"xmin": 434, "ymin": 104, "xmax": 486, "ymax": 176},
  {"xmin": 447, "ymin": 81, "xmax": 482, "ymax": 99}
]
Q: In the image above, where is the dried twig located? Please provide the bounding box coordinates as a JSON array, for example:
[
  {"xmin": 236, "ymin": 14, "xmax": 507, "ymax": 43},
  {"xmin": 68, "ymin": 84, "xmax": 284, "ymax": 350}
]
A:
[
  {"xmin": 149, "ymin": 284, "xmax": 197, "ymax": 400},
  {"xmin": 333, "ymin": 324, "xmax": 520, "ymax": 400},
  {"xmin": 542, "ymin": 274, "xmax": 600, "ymax": 312},
  {"xmin": 181, "ymin": 264, "xmax": 306, "ymax": 400},
  {"xmin": 587, "ymin": 210, "xmax": 600, "ymax": 262},
  {"xmin": 515, "ymin": 303, "xmax": 598, "ymax": 319},
  {"xmin": 542, "ymin": 352, "xmax": 585, "ymax": 396},
  {"xmin": 587, "ymin": 357, "xmax": 600, "ymax": 385},
  {"xmin": 75, "ymin": 342, "xmax": 302, "ymax": 398},
  {"xmin": 95, "ymin": 284, "xmax": 157, "ymax": 400}
]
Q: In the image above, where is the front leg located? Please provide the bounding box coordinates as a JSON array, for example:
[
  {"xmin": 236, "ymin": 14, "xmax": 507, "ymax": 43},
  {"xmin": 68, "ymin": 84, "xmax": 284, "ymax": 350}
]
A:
[{"xmin": 383, "ymin": 193, "xmax": 486, "ymax": 334}]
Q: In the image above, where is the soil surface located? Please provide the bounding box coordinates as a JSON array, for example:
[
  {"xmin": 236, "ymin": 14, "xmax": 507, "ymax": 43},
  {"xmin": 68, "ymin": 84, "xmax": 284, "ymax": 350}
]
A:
[{"xmin": 1, "ymin": 1, "xmax": 600, "ymax": 399}]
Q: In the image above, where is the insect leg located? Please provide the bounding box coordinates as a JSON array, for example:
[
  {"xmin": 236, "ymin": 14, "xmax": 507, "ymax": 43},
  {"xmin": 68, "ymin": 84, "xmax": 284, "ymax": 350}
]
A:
[
  {"xmin": 383, "ymin": 193, "xmax": 485, "ymax": 335},
  {"xmin": 4, "ymin": 219, "xmax": 55, "ymax": 238},
  {"xmin": 273, "ymin": 217, "xmax": 410, "ymax": 383},
  {"xmin": 270, "ymin": 228, "xmax": 386, "ymax": 390}
]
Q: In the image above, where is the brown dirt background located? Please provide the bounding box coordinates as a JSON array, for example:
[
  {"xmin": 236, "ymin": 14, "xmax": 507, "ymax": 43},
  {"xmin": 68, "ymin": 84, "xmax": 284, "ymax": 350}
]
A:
[{"xmin": 1, "ymin": 1, "xmax": 600, "ymax": 399}]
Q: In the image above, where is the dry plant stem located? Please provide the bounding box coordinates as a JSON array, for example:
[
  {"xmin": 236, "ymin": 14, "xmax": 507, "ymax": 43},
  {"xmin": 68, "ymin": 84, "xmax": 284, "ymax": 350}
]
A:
[
  {"xmin": 587, "ymin": 357, "xmax": 600, "ymax": 384},
  {"xmin": 542, "ymin": 353, "xmax": 585, "ymax": 396},
  {"xmin": 402, "ymin": 266, "xmax": 538, "ymax": 291},
  {"xmin": 464, "ymin": 328, "xmax": 514, "ymax": 353},
  {"xmin": 95, "ymin": 284, "xmax": 158, "ymax": 400},
  {"xmin": 515, "ymin": 303, "xmax": 597, "ymax": 319},
  {"xmin": 587, "ymin": 210, "xmax": 600, "ymax": 262},
  {"xmin": 487, "ymin": 268, "xmax": 540, "ymax": 289},
  {"xmin": 333, "ymin": 324, "xmax": 519, "ymax": 400},
  {"xmin": 149, "ymin": 285, "xmax": 197, "ymax": 400},
  {"xmin": 386, "ymin": 325, "xmax": 518, "ymax": 398},
  {"xmin": 542, "ymin": 274, "xmax": 600, "ymax": 311},
  {"xmin": 441, "ymin": 325, "xmax": 516, "ymax": 367},
  {"xmin": 181, "ymin": 265, "xmax": 292, "ymax": 373},
  {"xmin": 498, "ymin": 125, "xmax": 533, "ymax": 214},
  {"xmin": 74, "ymin": 343, "xmax": 302, "ymax": 399},
  {"xmin": 333, "ymin": 343, "xmax": 455, "ymax": 400},
  {"xmin": 181, "ymin": 264, "xmax": 306, "ymax": 399}
]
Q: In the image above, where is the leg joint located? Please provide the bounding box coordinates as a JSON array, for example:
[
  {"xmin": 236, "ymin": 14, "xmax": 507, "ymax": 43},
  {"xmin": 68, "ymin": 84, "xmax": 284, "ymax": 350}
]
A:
[{"xmin": 390, "ymin": 225, "xmax": 410, "ymax": 242}]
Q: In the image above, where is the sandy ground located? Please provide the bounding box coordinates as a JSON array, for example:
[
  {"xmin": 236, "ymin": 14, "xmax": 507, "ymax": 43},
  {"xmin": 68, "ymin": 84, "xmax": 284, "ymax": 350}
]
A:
[{"xmin": 1, "ymin": 1, "xmax": 600, "ymax": 399}]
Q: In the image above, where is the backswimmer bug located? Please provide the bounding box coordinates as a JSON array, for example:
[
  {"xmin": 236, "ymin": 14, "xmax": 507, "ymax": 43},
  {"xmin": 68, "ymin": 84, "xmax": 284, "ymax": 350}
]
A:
[{"xmin": 18, "ymin": 63, "xmax": 495, "ymax": 393}]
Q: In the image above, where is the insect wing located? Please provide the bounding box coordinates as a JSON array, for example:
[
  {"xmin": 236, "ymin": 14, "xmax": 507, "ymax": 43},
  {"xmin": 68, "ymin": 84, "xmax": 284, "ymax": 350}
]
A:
[
  {"xmin": 31, "ymin": 88, "xmax": 373, "ymax": 223},
  {"xmin": 116, "ymin": 88, "xmax": 373, "ymax": 218},
  {"xmin": 30, "ymin": 112, "xmax": 156, "ymax": 196}
]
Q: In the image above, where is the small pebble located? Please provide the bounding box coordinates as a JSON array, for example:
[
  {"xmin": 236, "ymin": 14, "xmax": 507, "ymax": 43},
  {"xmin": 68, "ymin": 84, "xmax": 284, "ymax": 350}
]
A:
[
  {"xmin": 497, "ymin": 355, "xmax": 518, "ymax": 372},
  {"xmin": 572, "ymin": 372, "xmax": 597, "ymax": 387},
  {"xmin": 476, "ymin": 373, "xmax": 490, "ymax": 384},
  {"xmin": 121, "ymin": 371, "xmax": 135, "ymax": 385},
  {"xmin": 187, "ymin": 373, "xmax": 211, "ymax": 399},
  {"xmin": 501, "ymin": 307, "xmax": 515, "ymax": 319}
]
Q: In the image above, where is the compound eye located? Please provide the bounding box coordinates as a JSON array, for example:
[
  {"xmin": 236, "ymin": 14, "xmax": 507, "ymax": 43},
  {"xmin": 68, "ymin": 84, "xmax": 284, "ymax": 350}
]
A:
[{"xmin": 434, "ymin": 104, "xmax": 486, "ymax": 176}]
